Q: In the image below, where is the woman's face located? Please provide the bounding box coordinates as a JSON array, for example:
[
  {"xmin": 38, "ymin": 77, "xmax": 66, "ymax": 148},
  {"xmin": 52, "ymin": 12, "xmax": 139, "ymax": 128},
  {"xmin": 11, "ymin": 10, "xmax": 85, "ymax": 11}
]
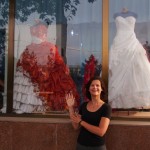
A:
[{"xmin": 89, "ymin": 80, "xmax": 102, "ymax": 96}]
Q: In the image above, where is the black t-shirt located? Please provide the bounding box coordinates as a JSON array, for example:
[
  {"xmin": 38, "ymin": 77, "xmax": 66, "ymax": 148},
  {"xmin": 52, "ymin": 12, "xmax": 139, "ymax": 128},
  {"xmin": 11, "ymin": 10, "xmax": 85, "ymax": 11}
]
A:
[{"xmin": 77, "ymin": 102, "xmax": 111, "ymax": 147}]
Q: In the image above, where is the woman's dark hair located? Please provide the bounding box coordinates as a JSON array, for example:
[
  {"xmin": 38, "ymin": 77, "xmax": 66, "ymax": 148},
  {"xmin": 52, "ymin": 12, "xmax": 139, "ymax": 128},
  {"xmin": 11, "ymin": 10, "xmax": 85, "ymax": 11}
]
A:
[{"xmin": 85, "ymin": 76, "xmax": 107, "ymax": 101}]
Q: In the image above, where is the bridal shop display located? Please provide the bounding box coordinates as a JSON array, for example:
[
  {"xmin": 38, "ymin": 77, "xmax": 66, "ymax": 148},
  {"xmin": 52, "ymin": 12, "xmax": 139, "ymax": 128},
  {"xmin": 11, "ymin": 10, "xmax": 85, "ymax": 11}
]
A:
[
  {"xmin": 13, "ymin": 20, "xmax": 79, "ymax": 113},
  {"xmin": 109, "ymin": 9, "xmax": 150, "ymax": 109}
]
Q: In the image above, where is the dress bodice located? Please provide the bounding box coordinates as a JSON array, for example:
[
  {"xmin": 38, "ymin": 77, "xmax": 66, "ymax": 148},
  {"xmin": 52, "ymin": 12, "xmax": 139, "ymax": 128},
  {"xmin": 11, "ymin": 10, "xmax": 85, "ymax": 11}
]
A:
[
  {"xmin": 25, "ymin": 42, "xmax": 56, "ymax": 66},
  {"xmin": 115, "ymin": 16, "xmax": 136, "ymax": 35}
]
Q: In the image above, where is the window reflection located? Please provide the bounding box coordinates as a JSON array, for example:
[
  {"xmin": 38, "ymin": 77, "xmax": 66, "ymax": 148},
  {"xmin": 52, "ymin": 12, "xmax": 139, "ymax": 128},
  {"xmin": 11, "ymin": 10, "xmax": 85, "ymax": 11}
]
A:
[{"xmin": 10, "ymin": 0, "xmax": 103, "ymax": 114}]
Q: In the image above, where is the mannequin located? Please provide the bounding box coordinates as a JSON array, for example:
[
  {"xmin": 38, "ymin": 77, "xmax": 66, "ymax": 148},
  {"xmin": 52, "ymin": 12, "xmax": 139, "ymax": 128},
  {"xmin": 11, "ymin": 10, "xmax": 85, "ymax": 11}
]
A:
[
  {"xmin": 13, "ymin": 19, "xmax": 79, "ymax": 113},
  {"xmin": 109, "ymin": 9, "xmax": 150, "ymax": 109}
]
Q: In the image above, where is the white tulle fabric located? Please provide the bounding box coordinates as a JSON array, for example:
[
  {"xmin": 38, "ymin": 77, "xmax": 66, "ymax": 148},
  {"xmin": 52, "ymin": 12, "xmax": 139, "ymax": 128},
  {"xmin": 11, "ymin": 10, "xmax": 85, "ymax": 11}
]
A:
[
  {"xmin": 13, "ymin": 70, "xmax": 46, "ymax": 113},
  {"xmin": 109, "ymin": 16, "xmax": 150, "ymax": 108}
]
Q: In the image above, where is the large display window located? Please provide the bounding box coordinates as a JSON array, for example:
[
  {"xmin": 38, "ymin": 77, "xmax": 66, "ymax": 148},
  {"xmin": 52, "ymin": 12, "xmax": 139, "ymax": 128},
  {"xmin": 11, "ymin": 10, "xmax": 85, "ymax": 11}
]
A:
[
  {"xmin": 1, "ymin": 0, "xmax": 149, "ymax": 120},
  {"xmin": 109, "ymin": 0, "xmax": 150, "ymax": 118},
  {"xmin": 0, "ymin": 0, "xmax": 103, "ymax": 115}
]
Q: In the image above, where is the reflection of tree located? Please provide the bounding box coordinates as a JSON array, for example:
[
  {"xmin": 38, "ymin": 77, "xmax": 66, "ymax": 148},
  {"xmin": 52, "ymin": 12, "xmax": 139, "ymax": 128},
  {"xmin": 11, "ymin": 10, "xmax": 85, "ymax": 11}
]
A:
[
  {"xmin": 0, "ymin": 0, "xmax": 9, "ymax": 27},
  {"xmin": 0, "ymin": 0, "xmax": 97, "ymax": 63},
  {"xmin": 0, "ymin": 29, "xmax": 5, "ymax": 109},
  {"xmin": 0, "ymin": 29, "xmax": 5, "ymax": 92}
]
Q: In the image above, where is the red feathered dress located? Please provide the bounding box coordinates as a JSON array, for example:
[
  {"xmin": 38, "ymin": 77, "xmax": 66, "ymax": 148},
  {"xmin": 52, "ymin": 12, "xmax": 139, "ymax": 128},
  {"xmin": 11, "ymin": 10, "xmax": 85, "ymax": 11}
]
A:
[{"xmin": 13, "ymin": 42, "xmax": 79, "ymax": 113}]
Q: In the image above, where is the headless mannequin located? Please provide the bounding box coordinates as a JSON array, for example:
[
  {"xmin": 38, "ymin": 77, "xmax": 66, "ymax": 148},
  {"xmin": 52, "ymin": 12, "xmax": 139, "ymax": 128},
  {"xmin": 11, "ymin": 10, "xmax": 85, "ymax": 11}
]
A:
[
  {"xmin": 113, "ymin": 7, "xmax": 137, "ymax": 19},
  {"xmin": 30, "ymin": 20, "xmax": 48, "ymax": 44}
]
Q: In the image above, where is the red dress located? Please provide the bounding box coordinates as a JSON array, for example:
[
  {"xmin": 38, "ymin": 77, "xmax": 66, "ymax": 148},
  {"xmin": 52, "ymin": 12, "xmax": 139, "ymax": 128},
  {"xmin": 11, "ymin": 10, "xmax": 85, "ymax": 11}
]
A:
[{"xmin": 14, "ymin": 42, "xmax": 79, "ymax": 112}]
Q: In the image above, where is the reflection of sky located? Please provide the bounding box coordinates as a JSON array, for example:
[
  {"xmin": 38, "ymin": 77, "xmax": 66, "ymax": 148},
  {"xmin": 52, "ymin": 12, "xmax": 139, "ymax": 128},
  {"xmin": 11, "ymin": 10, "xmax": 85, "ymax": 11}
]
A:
[
  {"xmin": 66, "ymin": 0, "xmax": 102, "ymax": 24},
  {"xmin": 66, "ymin": 0, "xmax": 102, "ymax": 66}
]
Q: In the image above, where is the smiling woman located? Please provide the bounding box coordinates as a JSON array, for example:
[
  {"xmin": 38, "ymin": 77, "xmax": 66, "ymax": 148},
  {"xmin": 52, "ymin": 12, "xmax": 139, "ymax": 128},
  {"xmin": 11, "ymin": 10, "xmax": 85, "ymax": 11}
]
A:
[{"xmin": 66, "ymin": 76, "xmax": 112, "ymax": 150}]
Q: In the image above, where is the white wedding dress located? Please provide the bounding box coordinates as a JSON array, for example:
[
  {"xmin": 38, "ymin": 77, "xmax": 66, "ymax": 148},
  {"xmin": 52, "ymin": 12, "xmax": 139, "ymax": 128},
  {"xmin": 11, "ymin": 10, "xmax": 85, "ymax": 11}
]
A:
[{"xmin": 109, "ymin": 16, "xmax": 150, "ymax": 108}]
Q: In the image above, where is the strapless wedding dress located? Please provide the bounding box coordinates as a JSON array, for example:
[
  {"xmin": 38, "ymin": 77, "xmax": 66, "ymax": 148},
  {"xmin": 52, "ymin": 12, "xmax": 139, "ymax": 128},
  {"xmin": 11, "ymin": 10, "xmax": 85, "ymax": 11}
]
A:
[{"xmin": 109, "ymin": 16, "xmax": 150, "ymax": 108}]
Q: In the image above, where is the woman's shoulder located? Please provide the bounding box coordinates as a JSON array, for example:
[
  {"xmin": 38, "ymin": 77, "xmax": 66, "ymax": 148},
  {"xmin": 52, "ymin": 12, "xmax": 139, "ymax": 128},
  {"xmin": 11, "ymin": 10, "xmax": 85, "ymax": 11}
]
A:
[
  {"xmin": 102, "ymin": 103, "xmax": 112, "ymax": 111},
  {"xmin": 101, "ymin": 103, "xmax": 112, "ymax": 118}
]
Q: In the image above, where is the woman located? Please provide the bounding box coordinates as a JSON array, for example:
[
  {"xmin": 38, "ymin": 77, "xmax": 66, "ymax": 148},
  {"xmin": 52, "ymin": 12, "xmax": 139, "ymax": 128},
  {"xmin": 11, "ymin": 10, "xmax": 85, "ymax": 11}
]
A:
[{"xmin": 66, "ymin": 76, "xmax": 111, "ymax": 150}]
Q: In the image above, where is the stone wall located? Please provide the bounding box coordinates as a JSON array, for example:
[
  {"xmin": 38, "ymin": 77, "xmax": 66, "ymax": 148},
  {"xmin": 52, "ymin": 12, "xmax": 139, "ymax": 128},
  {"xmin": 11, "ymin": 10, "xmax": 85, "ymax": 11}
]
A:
[{"xmin": 0, "ymin": 117, "xmax": 150, "ymax": 150}]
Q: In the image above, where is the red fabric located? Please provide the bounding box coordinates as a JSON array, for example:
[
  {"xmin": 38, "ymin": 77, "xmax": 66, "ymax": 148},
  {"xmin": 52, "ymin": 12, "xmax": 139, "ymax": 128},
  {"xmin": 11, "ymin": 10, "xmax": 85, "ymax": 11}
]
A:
[
  {"xmin": 82, "ymin": 55, "xmax": 97, "ymax": 101},
  {"xmin": 17, "ymin": 42, "xmax": 79, "ymax": 111}
]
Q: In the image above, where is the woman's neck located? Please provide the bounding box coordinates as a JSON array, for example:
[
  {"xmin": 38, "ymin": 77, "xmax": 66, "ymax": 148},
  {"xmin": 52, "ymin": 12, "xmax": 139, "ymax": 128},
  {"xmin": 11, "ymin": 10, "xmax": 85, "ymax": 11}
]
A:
[
  {"xmin": 89, "ymin": 98, "xmax": 104, "ymax": 109},
  {"xmin": 91, "ymin": 96, "xmax": 102, "ymax": 104}
]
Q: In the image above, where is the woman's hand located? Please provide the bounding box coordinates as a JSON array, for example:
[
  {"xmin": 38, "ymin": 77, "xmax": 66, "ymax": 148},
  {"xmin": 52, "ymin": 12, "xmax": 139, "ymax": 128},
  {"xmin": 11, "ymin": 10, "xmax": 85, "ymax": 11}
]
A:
[
  {"xmin": 65, "ymin": 92, "xmax": 75, "ymax": 107},
  {"xmin": 66, "ymin": 93, "xmax": 82, "ymax": 130},
  {"xmin": 70, "ymin": 113, "xmax": 82, "ymax": 124}
]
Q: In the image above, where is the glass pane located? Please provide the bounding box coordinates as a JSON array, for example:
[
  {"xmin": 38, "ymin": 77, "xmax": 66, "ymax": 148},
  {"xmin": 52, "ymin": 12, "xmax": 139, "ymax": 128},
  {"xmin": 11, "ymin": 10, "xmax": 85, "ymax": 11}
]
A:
[
  {"xmin": 13, "ymin": 0, "xmax": 102, "ymax": 114},
  {"xmin": 67, "ymin": 1, "xmax": 102, "ymax": 103},
  {"xmin": 0, "ymin": 0, "xmax": 9, "ymax": 113},
  {"xmin": 109, "ymin": 0, "xmax": 150, "ymax": 112}
]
